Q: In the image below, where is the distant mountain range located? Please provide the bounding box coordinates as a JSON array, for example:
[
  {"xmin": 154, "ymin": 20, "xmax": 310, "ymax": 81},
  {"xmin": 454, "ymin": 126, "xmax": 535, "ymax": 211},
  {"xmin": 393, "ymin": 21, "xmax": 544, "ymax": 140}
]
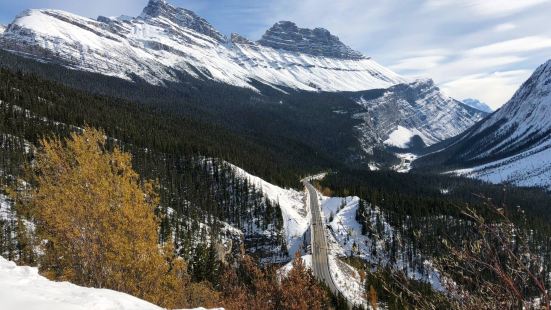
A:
[{"xmin": 0, "ymin": 0, "xmax": 489, "ymax": 167}]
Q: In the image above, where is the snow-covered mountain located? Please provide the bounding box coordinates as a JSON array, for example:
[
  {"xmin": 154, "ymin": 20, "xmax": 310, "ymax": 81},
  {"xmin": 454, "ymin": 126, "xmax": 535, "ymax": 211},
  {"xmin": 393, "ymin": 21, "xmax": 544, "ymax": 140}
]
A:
[
  {"xmin": 0, "ymin": 24, "xmax": 5, "ymax": 34},
  {"xmin": 462, "ymin": 98, "xmax": 493, "ymax": 113},
  {"xmin": 0, "ymin": 0, "xmax": 488, "ymax": 163},
  {"xmin": 416, "ymin": 59, "xmax": 551, "ymax": 190},
  {"xmin": 353, "ymin": 79, "xmax": 488, "ymax": 151},
  {"xmin": 0, "ymin": 0, "xmax": 405, "ymax": 92}
]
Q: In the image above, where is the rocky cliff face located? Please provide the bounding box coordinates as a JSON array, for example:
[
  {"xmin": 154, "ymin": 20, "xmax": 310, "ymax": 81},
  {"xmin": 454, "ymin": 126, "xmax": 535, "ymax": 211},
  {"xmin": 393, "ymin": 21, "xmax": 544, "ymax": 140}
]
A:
[
  {"xmin": 257, "ymin": 21, "xmax": 364, "ymax": 60},
  {"xmin": 353, "ymin": 79, "xmax": 487, "ymax": 152},
  {"xmin": 140, "ymin": 0, "xmax": 226, "ymax": 43}
]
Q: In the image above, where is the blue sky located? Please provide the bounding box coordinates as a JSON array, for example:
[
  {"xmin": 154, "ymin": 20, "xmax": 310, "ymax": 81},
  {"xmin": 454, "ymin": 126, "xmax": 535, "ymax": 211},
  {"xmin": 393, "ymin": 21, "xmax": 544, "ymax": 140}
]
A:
[{"xmin": 1, "ymin": 0, "xmax": 551, "ymax": 109}]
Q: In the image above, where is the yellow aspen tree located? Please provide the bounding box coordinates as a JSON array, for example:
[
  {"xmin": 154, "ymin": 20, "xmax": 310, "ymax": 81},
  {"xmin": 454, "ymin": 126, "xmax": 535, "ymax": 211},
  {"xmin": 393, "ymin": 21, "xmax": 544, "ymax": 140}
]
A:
[{"xmin": 22, "ymin": 127, "xmax": 187, "ymax": 308}]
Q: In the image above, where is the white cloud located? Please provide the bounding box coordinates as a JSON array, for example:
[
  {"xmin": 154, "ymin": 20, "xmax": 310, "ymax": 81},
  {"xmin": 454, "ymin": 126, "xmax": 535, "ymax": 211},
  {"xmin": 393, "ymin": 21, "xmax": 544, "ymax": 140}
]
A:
[
  {"xmin": 390, "ymin": 55, "xmax": 446, "ymax": 71},
  {"xmin": 493, "ymin": 23, "xmax": 516, "ymax": 32},
  {"xmin": 39, "ymin": 0, "xmax": 145, "ymax": 19},
  {"xmin": 467, "ymin": 36, "xmax": 551, "ymax": 56},
  {"xmin": 423, "ymin": 0, "xmax": 550, "ymax": 17},
  {"xmin": 441, "ymin": 70, "xmax": 532, "ymax": 109},
  {"xmin": 467, "ymin": 0, "xmax": 550, "ymax": 16}
]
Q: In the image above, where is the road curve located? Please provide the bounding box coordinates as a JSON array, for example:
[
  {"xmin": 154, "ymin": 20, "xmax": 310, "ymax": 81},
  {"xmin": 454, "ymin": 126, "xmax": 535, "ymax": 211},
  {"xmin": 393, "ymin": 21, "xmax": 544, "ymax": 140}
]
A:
[{"xmin": 304, "ymin": 181, "xmax": 343, "ymax": 303}]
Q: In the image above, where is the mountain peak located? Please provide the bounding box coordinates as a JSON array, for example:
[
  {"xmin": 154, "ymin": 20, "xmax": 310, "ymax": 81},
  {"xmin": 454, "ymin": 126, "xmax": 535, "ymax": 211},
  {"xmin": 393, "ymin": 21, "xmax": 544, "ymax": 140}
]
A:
[
  {"xmin": 231, "ymin": 33, "xmax": 254, "ymax": 45},
  {"xmin": 140, "ymin": 0, "xmax": 226, "ymax": 43},
  {"xmin": 257, "ymin": 21, "xmax": 364, "ymax": 60},
  {"xmin": 462, "ymin": 98, "xmax": 493, "ymax": 113},
  {"xmin": 141, "ymin": 0, "xmax": 170, "ymax": 17}
]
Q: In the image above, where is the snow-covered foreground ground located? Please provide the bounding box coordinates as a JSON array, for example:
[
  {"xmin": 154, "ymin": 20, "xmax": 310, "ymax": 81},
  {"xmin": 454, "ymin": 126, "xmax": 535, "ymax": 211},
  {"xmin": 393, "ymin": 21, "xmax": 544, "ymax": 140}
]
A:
[{"xmin": 0, "ymin": 256, "xmax": 214, "ymax": 310}]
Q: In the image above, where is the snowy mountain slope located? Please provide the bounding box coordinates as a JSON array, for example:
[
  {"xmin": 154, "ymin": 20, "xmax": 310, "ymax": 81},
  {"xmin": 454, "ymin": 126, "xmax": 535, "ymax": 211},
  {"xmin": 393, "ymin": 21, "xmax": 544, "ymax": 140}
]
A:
[
  {"xmin": 230, "ymin": 39, "xmax": 406, "ymax": 92},
  {"xmin": 0, "ymin": 7, "xmax": 250, "ymax": 87},
  {"xmin": 353, "ymin": 79, "xmax": 488, "ymax": 151},
  {"xmin": 454, "ymin": 140, "xmax": 551, "ymax": 190},
  {"xmin": 0, "ymin": 24, "xmax": 5, "ymax": 34},
  {"xmin": 320, "ymin": 195, "xmax": 442, "ymax": 290},
  {"xmin": 416, "ymin": 59, "xmax": 551, "ymax": 190},
  {"xmin": 0, "ymin": 0, "xmax": 406, "ymax": 93},
  {"xmin": 462, "ymin": 98, "xmax": 493, "ymax": 113},
  {"xmin": 230, "ymin": 164, "xmax": 308, "ymax": 258},
  {"xmin": 0, "ymin": 256, "xmax": 210, "ymax": 310},
  {"xmin": 466, "ymin": 60, "xmax": 551, "ymax": 159}
]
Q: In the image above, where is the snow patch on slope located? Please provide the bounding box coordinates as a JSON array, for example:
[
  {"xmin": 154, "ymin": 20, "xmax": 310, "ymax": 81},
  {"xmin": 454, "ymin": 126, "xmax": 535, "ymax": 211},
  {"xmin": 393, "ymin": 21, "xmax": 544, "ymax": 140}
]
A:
[
  {"xmin": 384, "ymin": 126, "xmax": 414, "ymax": 148},
  {"xmin": 0, "ymin": 256, "xmax": 210, "ymax": 310},
  {"xmin": 229, "ymin": 164, "xmax": 308, "ymax": 257},
  {"xmin": 319, "ymin": 196, "xmax": 368, "ymax": 306},
  {"xmin": 278, "ymin": 254, "xmax": 312, "ymax": 277},
  {"xmin": 392, "ymin": 153, "xmax": 418, "ymax": 173},
  {"xmin": 454, "ymin": 140, "xmax": 551, "ymax": 190},
  {"xmin": 328, "ymin": 254, "xmax": 367, "ymax": 307},
  {"xmin": 320, "ymin": 195, "xmax": 443, "ymax": 292},
  {"xmin": 0, "ymin": 194, "xmax": 12, "ymax": 221}
]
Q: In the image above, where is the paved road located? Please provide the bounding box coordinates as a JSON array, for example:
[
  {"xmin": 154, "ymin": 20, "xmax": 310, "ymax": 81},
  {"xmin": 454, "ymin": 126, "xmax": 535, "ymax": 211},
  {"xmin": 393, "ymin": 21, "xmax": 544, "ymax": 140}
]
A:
[{"xmin": 304, "ymin": 181, "xmax": 341, "ymax": 300}]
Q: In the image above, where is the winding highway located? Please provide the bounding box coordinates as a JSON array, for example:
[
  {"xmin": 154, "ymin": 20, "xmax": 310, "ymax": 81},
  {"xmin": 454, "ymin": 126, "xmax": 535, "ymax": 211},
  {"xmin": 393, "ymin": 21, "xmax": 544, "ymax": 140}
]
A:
[{"xmin": 304, "ymin": 181, "xmax": 341, "ymax": 300}]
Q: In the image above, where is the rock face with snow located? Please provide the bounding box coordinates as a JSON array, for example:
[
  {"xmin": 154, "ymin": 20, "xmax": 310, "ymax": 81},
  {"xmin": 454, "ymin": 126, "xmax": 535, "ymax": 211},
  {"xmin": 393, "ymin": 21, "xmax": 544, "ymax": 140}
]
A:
[
  {"xmin": 257, "ymin": 21, "xmax": 364, "ymax": 60},
  {"xmin": 353, "ymin": 79, "xmax": 488, "ymax": 152},
  {"xmin": 0, "ymin": 0, "xmax": 405, "ymax": 92},
  {"xmin": 462, "ymin": 98, "xmax": 493, "ymax": 113},
  {"xmin": 417, "ymin": 59, "xmax": 551, "ymax": 190},
  {"xmin": 0, "ymin": 24, "xmax": 5, "ymax": 34},
  {"xmin": 140, "ymin": 0, "xmax": 226, "ymax": 43}
]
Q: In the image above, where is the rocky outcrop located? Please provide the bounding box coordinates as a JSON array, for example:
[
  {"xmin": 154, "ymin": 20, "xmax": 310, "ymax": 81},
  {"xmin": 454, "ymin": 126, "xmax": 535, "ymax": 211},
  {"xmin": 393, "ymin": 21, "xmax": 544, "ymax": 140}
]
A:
[
  {"xmin": 140, "ymin": 0, "xmax": 226, "ymax": 43},
  {"xmin": 257, "ymin": 21, "xmax": 364, "ymax": 60},
  {"xmin": 353, "ymin": 79, "xmax": 488, "ymax": 152}
]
